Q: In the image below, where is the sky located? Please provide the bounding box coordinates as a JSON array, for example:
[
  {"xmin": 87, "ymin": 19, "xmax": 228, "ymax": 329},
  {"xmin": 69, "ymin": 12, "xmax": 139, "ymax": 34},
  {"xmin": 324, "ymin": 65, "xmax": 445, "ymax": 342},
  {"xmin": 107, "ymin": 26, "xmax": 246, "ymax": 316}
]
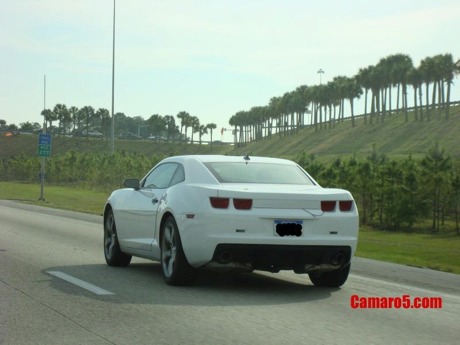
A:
[{"xmin": 1, "ymin": 0, "xmax": 459, "ymax": 141}]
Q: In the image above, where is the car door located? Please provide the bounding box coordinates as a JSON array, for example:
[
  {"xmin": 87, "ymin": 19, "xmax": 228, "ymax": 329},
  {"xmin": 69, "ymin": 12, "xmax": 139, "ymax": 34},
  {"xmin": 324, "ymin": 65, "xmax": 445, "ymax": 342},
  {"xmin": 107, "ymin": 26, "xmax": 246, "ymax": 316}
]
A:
[{"xmin": 116, "ymin": 163, "xmax": 181, "ymax": 251}]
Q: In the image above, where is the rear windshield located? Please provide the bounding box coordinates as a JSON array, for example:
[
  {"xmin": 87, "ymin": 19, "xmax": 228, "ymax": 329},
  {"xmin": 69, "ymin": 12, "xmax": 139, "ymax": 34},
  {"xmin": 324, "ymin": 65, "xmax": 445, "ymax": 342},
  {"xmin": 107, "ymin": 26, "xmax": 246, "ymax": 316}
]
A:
[{"xmin": 204, "ymin": 162, "xmax": 315, "ymax": 185}]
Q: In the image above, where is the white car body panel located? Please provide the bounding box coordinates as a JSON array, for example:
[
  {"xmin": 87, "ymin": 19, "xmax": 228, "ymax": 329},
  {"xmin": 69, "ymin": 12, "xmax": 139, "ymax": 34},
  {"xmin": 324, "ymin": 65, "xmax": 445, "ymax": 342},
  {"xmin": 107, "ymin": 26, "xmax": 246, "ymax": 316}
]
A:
[{"xmin": 104, "ymin": 155, "xmax": 359, "ymax": 274}]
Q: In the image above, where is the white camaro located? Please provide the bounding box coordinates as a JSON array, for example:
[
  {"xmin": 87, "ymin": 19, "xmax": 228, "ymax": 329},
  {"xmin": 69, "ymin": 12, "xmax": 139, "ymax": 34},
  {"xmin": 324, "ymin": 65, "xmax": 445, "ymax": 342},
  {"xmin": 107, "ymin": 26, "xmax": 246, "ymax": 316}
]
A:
[{"xmin": 103, "ymin": 155, "xmax": 359, "ymax": 287}]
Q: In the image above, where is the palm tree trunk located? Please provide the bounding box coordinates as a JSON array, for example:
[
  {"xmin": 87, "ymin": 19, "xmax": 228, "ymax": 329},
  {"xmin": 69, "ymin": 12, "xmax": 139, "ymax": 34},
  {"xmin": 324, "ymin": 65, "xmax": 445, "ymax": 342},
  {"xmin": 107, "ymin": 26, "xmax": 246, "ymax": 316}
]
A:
[
  {"xmin": 446, "ymin": 79, "xmax": 451, "ymax": 119},
  {"xmin": 418, "ymin": 85, "xmax": 423, "ymax": 120}
]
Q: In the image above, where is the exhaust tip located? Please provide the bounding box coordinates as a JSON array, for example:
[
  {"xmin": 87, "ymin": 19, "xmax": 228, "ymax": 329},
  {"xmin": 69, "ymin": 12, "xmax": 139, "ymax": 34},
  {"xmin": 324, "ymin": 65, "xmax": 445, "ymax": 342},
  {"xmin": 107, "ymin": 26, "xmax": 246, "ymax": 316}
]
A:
[
  {"xmin": 217, "ymin": 251, "xmax": 233, "ymax": 264},
  {"xmin": 332, "ymin": 252, "xmax": 345, "ymax": 266}
]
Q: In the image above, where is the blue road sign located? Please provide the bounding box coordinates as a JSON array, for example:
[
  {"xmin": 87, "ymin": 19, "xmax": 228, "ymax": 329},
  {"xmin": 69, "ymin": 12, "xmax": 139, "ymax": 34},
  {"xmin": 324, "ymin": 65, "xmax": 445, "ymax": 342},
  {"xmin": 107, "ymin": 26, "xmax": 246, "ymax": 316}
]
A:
[
  {"xmin": 38, "ymin": 133, "xmax": 52, "ymax": 157},
  {"xmin": 39, "ymin": 133, "xmax": 51, "ymax": 145}
]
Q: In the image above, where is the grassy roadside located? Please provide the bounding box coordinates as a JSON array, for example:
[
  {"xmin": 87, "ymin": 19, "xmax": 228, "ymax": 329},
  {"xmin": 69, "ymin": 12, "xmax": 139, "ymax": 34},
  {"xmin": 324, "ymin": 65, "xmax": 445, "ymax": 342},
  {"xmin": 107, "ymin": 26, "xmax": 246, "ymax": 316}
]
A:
[
  {"xmin": 355, "ymin": 227, "xmax": 459, "ymax": 274},
  {"xmin": 1, "ymin": 181, "xmax": 459, "ymax": 274},
  {"xmin": 0, "ymin": 181, "xmax": 109, "ymax": 215}
]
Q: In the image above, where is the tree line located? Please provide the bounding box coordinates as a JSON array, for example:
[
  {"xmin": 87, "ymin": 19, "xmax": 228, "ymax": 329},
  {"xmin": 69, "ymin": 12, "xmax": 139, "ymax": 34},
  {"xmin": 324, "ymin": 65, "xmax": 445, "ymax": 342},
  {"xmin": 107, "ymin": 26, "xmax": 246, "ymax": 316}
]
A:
[
  {"xmin": 1, "ymin": 107, "xmax": 218, "ymax": 145},
  {"xmin": 296, "ymin": 144, "xmax": 459, "ymax": 234},
  {"xmin": 229, "ymin": 53, "xmax": 460, "ymax": 145},
  {"xmin": 1, "ymin": 144, "xmax": 458, "ymax": 234}
]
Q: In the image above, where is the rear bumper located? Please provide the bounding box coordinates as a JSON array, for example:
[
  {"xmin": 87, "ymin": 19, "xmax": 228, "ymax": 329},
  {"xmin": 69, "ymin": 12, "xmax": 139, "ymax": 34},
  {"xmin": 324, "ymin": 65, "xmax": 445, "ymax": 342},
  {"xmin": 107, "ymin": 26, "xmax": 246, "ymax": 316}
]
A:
[
  {"xmin": 177, "ymin": 208, "xmax": 359, "ymax": 270},
  {"xmin": 211, "ymin": 244, "xmax": 351, "ymax": 273}
]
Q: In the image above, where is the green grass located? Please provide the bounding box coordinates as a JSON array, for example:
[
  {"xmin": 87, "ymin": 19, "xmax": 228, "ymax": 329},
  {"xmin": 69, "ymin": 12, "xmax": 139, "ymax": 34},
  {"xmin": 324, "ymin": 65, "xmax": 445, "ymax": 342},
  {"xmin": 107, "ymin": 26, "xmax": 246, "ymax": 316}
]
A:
[
  {"xmin": 356, "ymin": 227, "xmax": 460, "ymax": 274},
  {"xmin": 226, "ymin": 106, "xmax": 460, "ymax": 161},
  {"xmin": 0, "ymin": 181, "xmax": 108, "ymax": 215},
  {"xmin": 1, "ymin": 181, "xmax": 459, "ymax": 274}
]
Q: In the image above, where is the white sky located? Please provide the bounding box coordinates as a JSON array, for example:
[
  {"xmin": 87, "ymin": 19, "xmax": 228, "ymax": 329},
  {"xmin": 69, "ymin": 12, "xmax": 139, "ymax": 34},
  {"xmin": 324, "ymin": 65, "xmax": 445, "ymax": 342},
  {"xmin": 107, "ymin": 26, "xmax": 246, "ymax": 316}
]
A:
[{"xmin": 1, "ymin": 0, "xmax": 459, "ymax": 141}]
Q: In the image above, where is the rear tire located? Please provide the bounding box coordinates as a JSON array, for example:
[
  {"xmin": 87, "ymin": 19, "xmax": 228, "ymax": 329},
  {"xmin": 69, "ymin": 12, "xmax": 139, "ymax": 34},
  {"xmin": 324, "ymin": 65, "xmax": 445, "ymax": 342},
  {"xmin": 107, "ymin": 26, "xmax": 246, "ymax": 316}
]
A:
[
  {"xmin": 161, "ymin": 216, "xmax": 197, "ymax": 285},
  {"xmin": 104, "ymin": 209, "xmax": 132, "ymax": 267},
  {"xmin": 309, "ymin": 264, "xmax": 350, "ymax": 287}
]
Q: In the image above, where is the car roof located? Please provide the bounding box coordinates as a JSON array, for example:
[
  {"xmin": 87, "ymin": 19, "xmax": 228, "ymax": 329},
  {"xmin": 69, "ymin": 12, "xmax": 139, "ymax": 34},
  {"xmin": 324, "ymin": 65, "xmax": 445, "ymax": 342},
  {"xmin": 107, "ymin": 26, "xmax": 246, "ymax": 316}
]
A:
[{"xmin": 162, "ymin": 155, "xmax": 296, "ymax": 165}]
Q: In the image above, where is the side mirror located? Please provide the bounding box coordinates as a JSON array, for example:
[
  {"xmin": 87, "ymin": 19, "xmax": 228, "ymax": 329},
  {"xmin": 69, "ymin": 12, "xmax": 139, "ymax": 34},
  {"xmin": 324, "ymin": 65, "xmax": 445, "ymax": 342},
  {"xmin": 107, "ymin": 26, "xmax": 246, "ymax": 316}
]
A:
[{"xmin": 123, "ymin": 178, "xmax": 140, "ymax": 190}]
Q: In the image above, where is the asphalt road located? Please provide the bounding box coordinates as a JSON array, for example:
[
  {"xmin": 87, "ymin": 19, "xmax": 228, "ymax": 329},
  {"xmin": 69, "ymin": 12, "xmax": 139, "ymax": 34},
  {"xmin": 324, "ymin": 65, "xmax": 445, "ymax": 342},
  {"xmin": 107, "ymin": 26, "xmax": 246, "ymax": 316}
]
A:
[{"xmin": 1, "ymin": 200, "xmax": 459, "ymax": 345}]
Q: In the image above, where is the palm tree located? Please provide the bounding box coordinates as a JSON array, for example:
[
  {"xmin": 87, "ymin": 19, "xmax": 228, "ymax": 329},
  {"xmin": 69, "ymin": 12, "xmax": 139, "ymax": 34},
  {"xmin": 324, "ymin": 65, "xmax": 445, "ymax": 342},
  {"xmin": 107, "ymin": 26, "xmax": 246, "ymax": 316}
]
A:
[
  {"xmin": 53, "ymin": 104, "xmax": 70, "ymax": 136},
  {"xmin": 389, "ymin": 54, "xmax": 413, "ymax": 118},
  {"xmin": 407, "ymin": 67, "xmax": 423, "ymax": 121},
  {"xmin": 308, "ymin": 85, "xmax": 322, "ymax": 131},
  {"xmin": 229, "ymin": 110, "xmax": 249, "ymax": 145},
  {"xmin": 198, "ymin": 124, "xmax": 207, "ymax": 146},
  {"xmin": 95, "ymin": 108, "xmax": 109, "ymax": 136},
  {"xmin": 344, "ymin": 77, "xmax": 363, "ymax": 127},
  {"xmin": 419, "ymin": 56, "xmax": 436, "ymax": 119},
  {"xmin": 331, "ymin": 76, "xmax": 349, "ymax": 124},
  {"xmin": 438, "ymin": 53, "xmax": 456, "ymax": 119},
  {"xmin": 268, "ymin": 96, "xmax": 283, "ymax": 136},
  {"xmin": 100, "ymin": 109, "xmax": 111, "ymax": 140},
  {"xmin": 367, "ymin": 64, "xmax": 385, "ymax": 124},
  {"xmin": 206, "ymin": 123, "xmax": 217, "ymax": 150},
  {"xmin": 40, "ymin": 109, "xmax": 54, "ymax": 131},
  {"xmin": 190, "ymin": 116, "xmax": 200, "ymax": 144},
  {"xmin": 229, "ymin": 114, "xmax": 238, "ymax": 145},
  {"xmin": 68, "ymin": 106, "xmax": 79, "ymax": 134},
  {"xmin": 280, "ymin": 92, "xmax": 294, "ymax": 135},
  {"xmin": 79, "ymin": 106, "xmax": 95, "ymax": 138},
  {"xmin": 355, "ymin": 66, "xmax": 372, "ymax": 124},
  {"xmin": 292, "ymin": 85, "xmax": 310, "ymax": 131},
  {"xmin": 176, "ymin": 111, "xmax": 190, "ymax": 144},
  {"xmin": 163, "ymin": 115, "xmax": 177, "ymax": 141},
  {"xmin": 376, "ymin": 57, "xmax": 391, "ymax": 118}
]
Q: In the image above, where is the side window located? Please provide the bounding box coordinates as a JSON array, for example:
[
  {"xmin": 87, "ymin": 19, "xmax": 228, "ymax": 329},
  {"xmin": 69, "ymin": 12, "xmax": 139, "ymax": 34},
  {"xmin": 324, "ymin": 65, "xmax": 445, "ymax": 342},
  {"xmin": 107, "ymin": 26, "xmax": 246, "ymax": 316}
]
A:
[
  {"xmin": 142, "ymin": 163, "xmax": 179, "ymax": 189},
  {"xmin": 169, "ymin": 164, "xmax": 185, "ymax": 186}
]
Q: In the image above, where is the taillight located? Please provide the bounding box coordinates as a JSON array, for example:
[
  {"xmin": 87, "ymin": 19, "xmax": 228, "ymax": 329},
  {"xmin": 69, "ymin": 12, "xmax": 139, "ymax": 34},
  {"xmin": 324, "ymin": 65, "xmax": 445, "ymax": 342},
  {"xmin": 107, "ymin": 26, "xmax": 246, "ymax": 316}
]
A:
[
  {"xmin": 210, "ymin": 197, "xmax": 229, "ymax": 209},
  {"xmin": 321, "ymin": 200, "xmax": 353, "ymax": 212},
  {"xmin": 339, "ymin": 200, "xmax": 353, "ymax": 212},
  {"xmin": 321, "ymin": 201, "xmax": 336, "ymax": 212},
  {"xmin": 233, "ymin": 198, "xmax": 253, "ymax": 210}
]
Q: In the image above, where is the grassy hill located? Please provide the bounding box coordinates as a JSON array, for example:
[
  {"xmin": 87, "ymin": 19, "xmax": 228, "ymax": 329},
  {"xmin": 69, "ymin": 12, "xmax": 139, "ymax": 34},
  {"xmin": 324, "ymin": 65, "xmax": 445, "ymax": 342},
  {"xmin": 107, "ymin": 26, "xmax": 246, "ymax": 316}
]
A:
[
  {"xmin": 1, "ymin": 105, "xmax": 459, "ymax": 161},
  {"xmin": 227, "ymin": 106, "xmax": 460, "ymax": 161}
]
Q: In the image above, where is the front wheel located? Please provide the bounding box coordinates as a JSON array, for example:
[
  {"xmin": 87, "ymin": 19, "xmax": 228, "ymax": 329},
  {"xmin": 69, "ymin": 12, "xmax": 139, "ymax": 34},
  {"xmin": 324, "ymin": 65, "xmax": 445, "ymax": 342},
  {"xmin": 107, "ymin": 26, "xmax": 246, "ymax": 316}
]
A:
[
  {"xmin": 104, "ymin": 209, "xmax": 132, "ymax": 267},
  {"xmin": 309, "ymin": 264, "xmax": 350, "ymax": 287},
  {"xmin": 161, "ymin": 216, "xmax": 197, "ymax": 285}
]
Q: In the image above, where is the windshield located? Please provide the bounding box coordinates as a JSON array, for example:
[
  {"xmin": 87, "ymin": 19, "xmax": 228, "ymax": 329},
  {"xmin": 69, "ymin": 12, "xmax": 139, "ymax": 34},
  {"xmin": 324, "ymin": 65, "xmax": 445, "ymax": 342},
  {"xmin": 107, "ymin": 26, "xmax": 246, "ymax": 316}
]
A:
[{"xmin": 204, "ymin": 162, "xmax": 315, "ymax": 185}]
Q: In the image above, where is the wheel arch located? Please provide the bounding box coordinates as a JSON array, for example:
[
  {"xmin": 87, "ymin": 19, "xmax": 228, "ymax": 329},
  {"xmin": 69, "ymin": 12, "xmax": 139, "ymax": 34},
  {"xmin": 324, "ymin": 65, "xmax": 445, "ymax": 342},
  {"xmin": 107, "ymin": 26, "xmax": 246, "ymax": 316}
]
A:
[
  {"xmin": 103, "ymin": 203, "xmax": 113, "ymax": 222},
  {"xmin": 159, "ymin": 211, "xmax": 175, "ymax": 247}
]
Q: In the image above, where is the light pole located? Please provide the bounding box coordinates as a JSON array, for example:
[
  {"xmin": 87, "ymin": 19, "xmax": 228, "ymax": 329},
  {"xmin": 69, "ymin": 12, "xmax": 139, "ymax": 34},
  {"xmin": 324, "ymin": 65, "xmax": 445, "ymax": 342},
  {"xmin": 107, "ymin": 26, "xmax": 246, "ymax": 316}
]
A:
[
  {"xmin": 111, "ymin": 0, "xmax": 116, "ymax": 153},
  {"xmin": 39, "ymin": 75, "xmax": 46, "ymax": 201},
  {"xmin": 317, "ymin": 68, "xmax": 324, "ymax": 85}
]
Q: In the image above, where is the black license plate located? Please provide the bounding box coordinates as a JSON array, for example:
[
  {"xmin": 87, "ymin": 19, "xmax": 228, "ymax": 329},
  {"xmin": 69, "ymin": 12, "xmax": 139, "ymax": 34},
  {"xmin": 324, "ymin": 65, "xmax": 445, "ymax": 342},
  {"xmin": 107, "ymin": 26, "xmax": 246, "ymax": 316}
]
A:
[{"xmin": 274, "ymin": 220, "xmax": 303, "ymax": 237}]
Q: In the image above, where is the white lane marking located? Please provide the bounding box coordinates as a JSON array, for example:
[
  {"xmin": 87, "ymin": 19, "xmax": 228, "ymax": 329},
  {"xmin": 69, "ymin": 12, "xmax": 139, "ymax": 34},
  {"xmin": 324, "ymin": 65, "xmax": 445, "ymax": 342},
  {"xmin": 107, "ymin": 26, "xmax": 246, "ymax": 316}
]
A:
[{"xmin": 47, "ymin": 271, "xmax": 114, "ymax": 295}]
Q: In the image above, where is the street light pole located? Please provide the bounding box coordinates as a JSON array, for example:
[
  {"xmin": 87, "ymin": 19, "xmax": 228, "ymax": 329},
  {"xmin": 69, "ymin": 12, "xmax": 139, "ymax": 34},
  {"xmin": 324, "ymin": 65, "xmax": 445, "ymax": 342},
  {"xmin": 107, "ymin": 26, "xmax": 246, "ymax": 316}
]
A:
[
  {"xmin": 111, "ymin": 0, "xmax": 116, "ymax": 153},
  {"xmin": 39, "ymin": 75, "xmax": 46, "ymax": 201},
  {"xmin": 317, "ymin": 69, "xmax": 324, "ymax": 85}
]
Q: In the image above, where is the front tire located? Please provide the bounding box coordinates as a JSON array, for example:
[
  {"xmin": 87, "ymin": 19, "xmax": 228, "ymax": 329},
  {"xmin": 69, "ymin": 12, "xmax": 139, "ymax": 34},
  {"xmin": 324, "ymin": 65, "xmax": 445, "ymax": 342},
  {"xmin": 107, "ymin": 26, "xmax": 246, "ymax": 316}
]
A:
[
  {"xmin": 161, "ymin": 216, "xmax": 196, "ymax": 285},
  {"xmin": 309, "ymin": 264, "xmax": 350, "ymax": 287},
  {"xmin": 104, "ymin": 209, "xmax": 132, "ymax": 267}
]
